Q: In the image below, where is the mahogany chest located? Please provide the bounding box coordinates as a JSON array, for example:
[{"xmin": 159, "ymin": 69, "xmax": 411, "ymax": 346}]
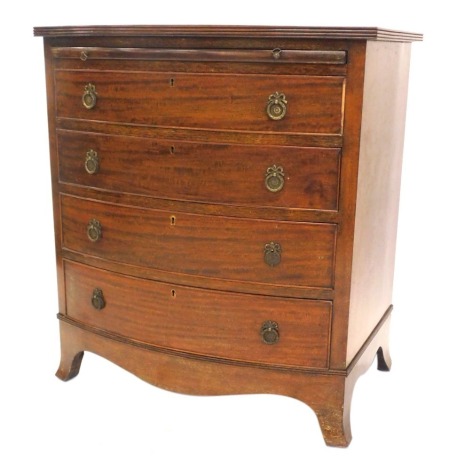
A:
[{"xmin": 34, "ymin": 25, "xmax": 422, "ymax": 446}]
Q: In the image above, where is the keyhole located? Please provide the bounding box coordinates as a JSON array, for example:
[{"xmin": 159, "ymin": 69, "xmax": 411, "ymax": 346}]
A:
[
  {"xmin": 170, "ymin": 145, "xmax": 175, "ymax": 154},
  {"xmin": 171, "ymin": 289, "xmax": 176, "ymax": 298},
  {"xmin": 170, "ymin": 78, "xmax": 175, "ymax": 87},
  {"xmin": 170, "ymin": 215, "xmax": 176, "ymax": 226}
]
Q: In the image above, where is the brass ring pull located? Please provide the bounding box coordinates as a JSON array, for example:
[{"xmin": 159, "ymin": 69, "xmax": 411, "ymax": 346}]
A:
[
  {"xmin": 272, "ymin": 48, "xmax": 282, "ymax": 60},
  {"xmin": 265, "ymin": 165, "xmax": 285, "ymax": 192},
  {"xmin": 264, "ymin": 241, "xmax": 282, "ymax": 267},
  {"xmin": 85, "ymin": 149, "xmax": 99, "ymax": 174},
  {"xmin": 82, "ymin": 83, "xmax": 97, "ymax": 109},
  {"xmin": 91, "ymin": 288, "xmax": 106, "ymax": 310},
  {"xmin": 260, "ymin": 321, "xmax": 279, "ymax": 345},
  {"xmin": 266, "ymin": 91, "xmax": 287, "ymax": 120},
  {"xmin": 87, "ymin": 219, "xmax": 102, "ymax": 242}
]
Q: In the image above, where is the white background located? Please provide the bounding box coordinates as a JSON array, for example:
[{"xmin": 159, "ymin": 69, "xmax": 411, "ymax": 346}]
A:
[{"xmin": 1, "ymin": 1, "xmax": 447, "ymax": 468}]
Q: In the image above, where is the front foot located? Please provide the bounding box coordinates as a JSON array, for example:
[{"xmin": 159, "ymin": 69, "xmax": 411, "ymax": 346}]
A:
[
  {"xmin": 314, "ymin": 404, "xmax": 352, "ymax": 447},
  {"xmin": 56, "ymin": 351, "xmax": 84, "ymax": 381},
  {"xmin": 312, "ymin": 312, "xmax": 392, "ymax": 446}
]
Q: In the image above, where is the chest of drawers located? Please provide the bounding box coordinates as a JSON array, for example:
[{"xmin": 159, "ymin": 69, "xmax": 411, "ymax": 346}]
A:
[{"xmin": 34, "ymin": 25, "xmax": 422, "ymax": 447}]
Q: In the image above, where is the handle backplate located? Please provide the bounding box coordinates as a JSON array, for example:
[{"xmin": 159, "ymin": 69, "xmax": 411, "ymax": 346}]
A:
[
  {"xmin": 266, "ymin": 91, "xmax": 287, "ymax": 120},
  {"xmin": 264, "ymin": 241, "xmax": 282, "ymax": 267},
  {"xmin": 82, "ymin": 83, "xmax": 97, "ymax": 109},
  {"xmin": 85, "ymin": 149, "xmax": 99, "ymax": 174},
  {"xmin": 260, "ymin": 320, "xmax": 279, "ymax": 345},
  {"xmin": 87, "ymin": 219, "xmax": 102, "ymax": 242},
  {"xmin": 91, "ymin": 288, "xmax": 106, "ymax": 310},
  {"xmin": 265, "ymin": 165, "xmax": 285, "ymax": 192}
]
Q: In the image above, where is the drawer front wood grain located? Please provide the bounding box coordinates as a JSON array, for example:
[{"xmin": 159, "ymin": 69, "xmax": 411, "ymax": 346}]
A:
[
  {"xmin": 58, "ymin": 130, "xmax": 341, "ymax": 211},
  {"xmin": 55, "ymin": 70, "xmax": 345, "ymax": 135},
  {"xmin": 65, "ymin": 260, "xmax": 332, "ymax": 368},
  {"xmin": 61, "ymin": 195, "xmax": 336, "ymax": 289}
]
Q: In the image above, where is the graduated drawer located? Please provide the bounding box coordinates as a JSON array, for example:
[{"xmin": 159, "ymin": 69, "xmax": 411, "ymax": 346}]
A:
[
  {"xmin": 64, "ymin": 260, "xmax": 332, "ymax": 368},
  {"xmin": 58, "ymin": 130, "xmax": 341, "ymax": 211},
  {"xmin": 54, "ymin": 70, "xmax": 345, "ymax": 135},
  {"xmin": 61, "ymin": 195, "xmax": 336, "ymax": 289}
]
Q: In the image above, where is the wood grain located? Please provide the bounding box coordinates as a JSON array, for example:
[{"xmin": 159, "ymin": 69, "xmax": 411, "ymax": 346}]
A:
[
  {"xmin": 57, "ymin": 129, "xmax": 341, "ymax": 211},
  {"xmin": 64, "ymin": 260, "xmax": 332, "ymax": 368},
  {"xmin": 42, "ymin": 39, "xmax": 67, "ymax": 315},
  {"xmin": 54, "ymin": 57, "xmax": 347, "ymax": 77},
  {"xmin": 60, "ymin": 194, "xmax": 337, "ymax": 289},
  {"xmin": 327, "ymin": 42, "xmax": 367, "ymax": 369},
  {"xmin": 52, "ymin": 46, "xmax": 347, "ymax": 64},
  {"xmin": 55, "ymin": 70, "xmax": 345, "ymax": 135},
  {"xmin": 61, "ymin": 249, "xmax": 334, "ymax": 300},
  {"xmin": 36, "ymin": 26, "xmax": 420, "ymax": 447},
  {"xmin": 346, "ymin": 41, "xmax": 411, "ymax": 363},
  {"xmin": 56, "ymin": 116, "xmax": 344, "ymax": 149},
  {"xmin": 55, "ymin": 306, "xmax": 393, "ymax": 447},
  {"xmin": 57, "ymin": 180, "xmax": 341, "ymax": 225}
]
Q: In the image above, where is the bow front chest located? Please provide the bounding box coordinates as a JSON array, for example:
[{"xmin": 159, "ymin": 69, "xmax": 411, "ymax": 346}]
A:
[{"xmin": 34, "ymin": 25, "xmax": 422, "ymax": 446}]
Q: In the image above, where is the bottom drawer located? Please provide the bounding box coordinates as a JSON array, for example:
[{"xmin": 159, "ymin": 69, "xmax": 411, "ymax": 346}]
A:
[{"xmin": 64, "ymin": 261, "xmax": 332, "ymax": 369}]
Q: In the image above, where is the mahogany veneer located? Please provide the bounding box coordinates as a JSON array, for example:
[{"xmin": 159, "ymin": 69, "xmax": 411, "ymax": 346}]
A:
[{"xmin": 35, "ymin": 25, "xmax": 422, "ymax": 447}]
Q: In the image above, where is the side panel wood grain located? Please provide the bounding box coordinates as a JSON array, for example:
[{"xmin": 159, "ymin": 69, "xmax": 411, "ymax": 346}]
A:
[
  {"xmin": 43, "ymin": 39, "xmax": 66, "ymax": 314},
  {"xmin": 64, "ymin": 260, "xmax": 332, "ymax": 368},
  {"xmin": 346, "ymin": 41, "xmax": 411, "ymax": 363}
]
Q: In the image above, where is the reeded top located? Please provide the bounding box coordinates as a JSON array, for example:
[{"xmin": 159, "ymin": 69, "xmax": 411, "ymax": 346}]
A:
[{"xmin": 33, "ymin": 25, "xmax": 423, "ymax": 42}]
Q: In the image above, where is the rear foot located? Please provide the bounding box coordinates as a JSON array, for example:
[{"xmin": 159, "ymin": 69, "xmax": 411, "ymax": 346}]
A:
[{"xmin": 377, "ymin": 346, "xmax": 392, "ymax": 371}]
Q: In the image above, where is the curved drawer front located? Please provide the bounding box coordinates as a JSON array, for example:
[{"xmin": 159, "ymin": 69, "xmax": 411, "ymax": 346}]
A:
[
  {"xmin": 61, "ymin": 195, "xmax": 336, "ymax": 289},
  {"xmin": 58, "ymin": 130, "xmax": 341, "ymax": 211},
  {"xmin": 65, "ymin": 260, "xmax": 332, "ymax": 368},
  {"xmin": 55, "ymin": 70, "xmax": 344, "ymax": 135}
]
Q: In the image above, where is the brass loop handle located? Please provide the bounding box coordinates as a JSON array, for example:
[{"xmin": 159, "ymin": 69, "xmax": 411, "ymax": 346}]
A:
[
  {"xmin": 272, "ymin": 48, "xmax": 282, "ymax": 60},
  {"xmin": 91, "ymin": 288, "xmax": 106, "ymax": 310},
  {"xmin": 87, "ymin": 219, "xmax": 102, "ymax": 242},
  {"xmin": 85, "ymin": 149, "xmax": 99, "ymax": 175},
  {"xmin": 266, "ymin": 91, "xmax": 287, "ymax": 120},
  {"xmin": 264, "ymin": 241, "xmax": 282, "ymax": 267},
  {"xmin": 260, "ymin": 321, "xmax": 279, "ymax": 345},
  {"xmin": 82, "ymin": 83, "xmax": 97, "ymax": 109},
  {"xmin": 265, "ymin": 165, "xmax": 285, "ymax": 192}
]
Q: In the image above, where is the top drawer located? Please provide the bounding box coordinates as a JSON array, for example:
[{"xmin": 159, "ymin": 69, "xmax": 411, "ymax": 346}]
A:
[{"xmin": 54, "ymin": 70, "xmax": 345, "ymax": 135}]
